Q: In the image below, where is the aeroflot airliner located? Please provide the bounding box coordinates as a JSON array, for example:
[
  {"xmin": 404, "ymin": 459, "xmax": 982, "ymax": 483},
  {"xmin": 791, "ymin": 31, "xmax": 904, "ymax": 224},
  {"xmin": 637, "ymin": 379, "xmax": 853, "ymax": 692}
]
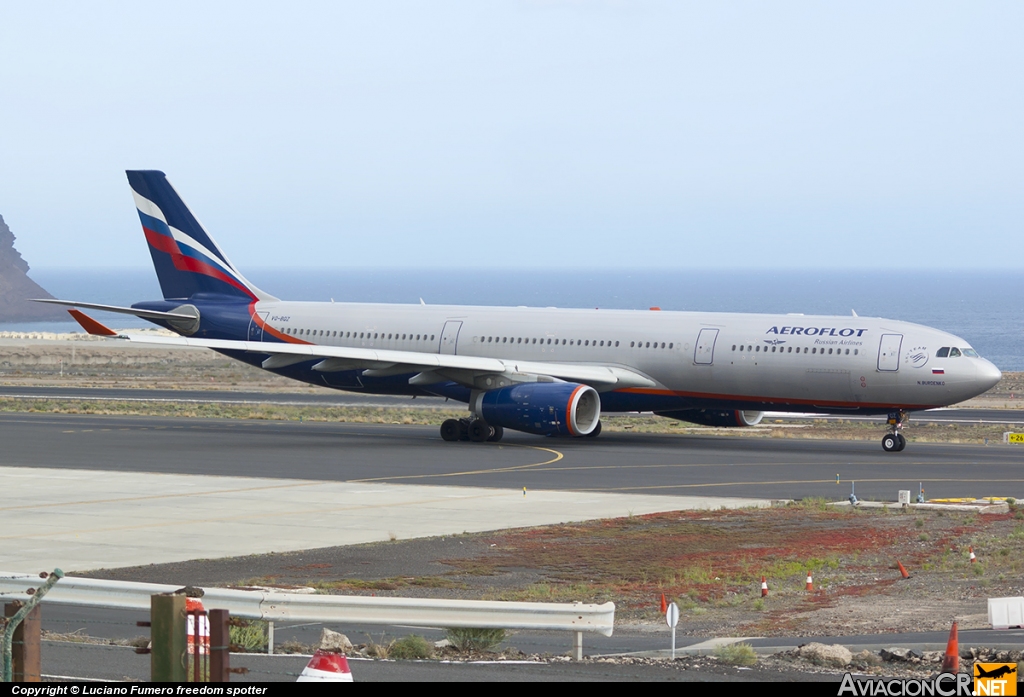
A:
[{"xmin": 41, "ymin": 171, "xmax": 1003, "ymax": 452}]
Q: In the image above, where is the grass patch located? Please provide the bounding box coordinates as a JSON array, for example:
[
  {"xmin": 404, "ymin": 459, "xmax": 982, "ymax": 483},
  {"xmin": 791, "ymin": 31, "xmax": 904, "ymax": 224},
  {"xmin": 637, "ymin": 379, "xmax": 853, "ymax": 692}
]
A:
[
  {"xmin": 714, "ymin": 642, "xmax": 758, "ymax": 666},
  {"xmin": 444, "ymin": 627, "xmax": 506, "ymax": 653},
  {"xmin": 390, "ymin": 635, "xmax": 434, "ymax": 660},
  {"xmin": 229, "ymin": 619, "xmax": 267, "ymax": 652}
]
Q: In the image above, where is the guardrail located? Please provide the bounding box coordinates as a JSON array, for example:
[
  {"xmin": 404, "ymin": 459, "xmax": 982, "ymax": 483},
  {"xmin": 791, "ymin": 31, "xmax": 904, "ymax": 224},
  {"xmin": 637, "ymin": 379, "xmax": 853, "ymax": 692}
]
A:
[{"xmin": 0, "ymin": 572, "xmax": 614, "ymax": 658}]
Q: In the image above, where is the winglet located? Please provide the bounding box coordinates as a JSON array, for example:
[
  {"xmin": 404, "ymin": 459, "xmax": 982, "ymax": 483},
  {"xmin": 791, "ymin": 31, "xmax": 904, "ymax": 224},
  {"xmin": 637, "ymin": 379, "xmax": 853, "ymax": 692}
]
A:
[{"xmin": 68, "ymin": 309, "xmax": 118, "ymax": 337}]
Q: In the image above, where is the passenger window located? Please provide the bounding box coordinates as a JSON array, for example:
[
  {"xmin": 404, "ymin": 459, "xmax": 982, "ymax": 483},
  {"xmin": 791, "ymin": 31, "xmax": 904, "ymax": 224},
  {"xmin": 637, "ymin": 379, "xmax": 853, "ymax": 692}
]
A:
[
  {"xmin": 812, "ymin": 348, "xmax": 816, "ymax": 354},
  {"xmin": 661, "ymin": 342, "xmax": 666, "ymax": 349},
  {"xmin": 949, "ymin": 347, "xmax": 961, "ymax": 358},
  {"xmin": 936, "ymin": 347, "xmax": 950, "ymax": 358},
  {"xmin": 668, "ymin": 343, "xmax": 672, "ymax": 349}
]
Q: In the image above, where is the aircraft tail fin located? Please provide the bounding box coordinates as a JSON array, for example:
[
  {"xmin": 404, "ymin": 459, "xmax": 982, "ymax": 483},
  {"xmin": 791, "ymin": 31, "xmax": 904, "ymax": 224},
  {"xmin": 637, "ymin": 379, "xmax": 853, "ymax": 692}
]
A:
[{"xmin": 126, "ymin": 170, "xmax": 277, "ymax": 302}]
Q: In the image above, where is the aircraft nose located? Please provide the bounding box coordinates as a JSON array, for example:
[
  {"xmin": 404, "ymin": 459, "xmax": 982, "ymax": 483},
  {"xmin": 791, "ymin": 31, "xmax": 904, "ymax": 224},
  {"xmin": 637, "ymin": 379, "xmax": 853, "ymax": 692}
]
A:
[{"xmin": 975, "ymin": 359, "xmax": 1002, "ymax": 393}]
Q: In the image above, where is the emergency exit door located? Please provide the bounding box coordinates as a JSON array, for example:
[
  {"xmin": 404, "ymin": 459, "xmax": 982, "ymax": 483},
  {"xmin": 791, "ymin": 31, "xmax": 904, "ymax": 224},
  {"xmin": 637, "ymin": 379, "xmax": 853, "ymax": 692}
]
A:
[{"xmin": 694, "ymin": 328, "xmax": 719, "ymax": 365}]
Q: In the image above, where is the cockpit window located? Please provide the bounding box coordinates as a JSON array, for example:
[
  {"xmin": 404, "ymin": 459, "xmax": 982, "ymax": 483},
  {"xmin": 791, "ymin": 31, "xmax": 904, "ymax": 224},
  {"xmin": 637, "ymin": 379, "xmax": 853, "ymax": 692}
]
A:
[
  {"xmin": 962, "ymin": 348, "xmax": 979, "ymax": 357},
  {"xmin": 949, "ymin": 347, "xmax": 962, "ymax": 358},
  {"xmin": 936, "ymin": 347, "xmax": 950, "ymax": 358}
]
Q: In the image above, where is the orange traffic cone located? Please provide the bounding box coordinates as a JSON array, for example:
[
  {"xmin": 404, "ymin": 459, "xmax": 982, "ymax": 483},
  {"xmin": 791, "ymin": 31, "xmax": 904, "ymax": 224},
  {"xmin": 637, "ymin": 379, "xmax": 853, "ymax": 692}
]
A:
[
  {"xmin": 660, "ymin": 593, "xmax": 667, "ymax": 614},
  {"xmin": 760, "ymin": 576, "xmax": 768, "ymax": 597},
  {"xmin": 897, "ymin": 560, "xmax": 910, "ymax": 579},
  {"xmin": 805, "ymin": 571, "xmax": 813, "ymax": 592},
  {"xmin": 940, "ymin": 621, "xmax": 959, "ymax": 673},
  {"xmin": 969, "ymin": 546, "xmax": 977, "ymax": 563},
  {"xmin": 298, "ymin": 650, "xmax": 354, "ymax": 682}
]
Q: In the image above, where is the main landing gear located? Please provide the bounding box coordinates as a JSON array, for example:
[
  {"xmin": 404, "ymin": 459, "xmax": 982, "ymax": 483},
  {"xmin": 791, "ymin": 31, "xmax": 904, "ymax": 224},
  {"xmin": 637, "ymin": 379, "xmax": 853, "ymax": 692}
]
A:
[
  {"xmin": 440, "ymin": 418, "xmax": 504, "ymax": 443},
  {"xmin": 881, "ymin": 410, "xmax": 908, "ymax": 452}
]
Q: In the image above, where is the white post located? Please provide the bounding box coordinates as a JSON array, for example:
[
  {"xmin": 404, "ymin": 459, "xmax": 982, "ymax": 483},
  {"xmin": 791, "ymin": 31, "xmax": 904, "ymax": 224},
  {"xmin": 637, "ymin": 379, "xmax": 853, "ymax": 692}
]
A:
[
  {"xmin": 573, "ymin": 631, "xmax": 582, "ymax": 661},
  {"xmin": 267, "ymin": 621, "xmax": 274, "ymax": 655}
]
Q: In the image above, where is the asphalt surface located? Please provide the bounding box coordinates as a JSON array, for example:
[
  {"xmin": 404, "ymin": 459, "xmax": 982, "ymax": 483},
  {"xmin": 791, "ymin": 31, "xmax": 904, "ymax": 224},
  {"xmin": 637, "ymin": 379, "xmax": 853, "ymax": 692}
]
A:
[{"xmin": 1, "ymin": 411, "xmax": 1022, "ymax": 501}]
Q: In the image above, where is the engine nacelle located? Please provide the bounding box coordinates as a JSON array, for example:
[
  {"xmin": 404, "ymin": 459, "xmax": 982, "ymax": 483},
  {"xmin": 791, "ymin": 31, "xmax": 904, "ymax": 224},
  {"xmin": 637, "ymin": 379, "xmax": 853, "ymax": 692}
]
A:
[
  {"xmin": 479, "ymin": 382, "xmax": 601, "ymax": 437},
  {"xmin": 657, "ymin": 409, "xmax": 764, "ymax": 428}
]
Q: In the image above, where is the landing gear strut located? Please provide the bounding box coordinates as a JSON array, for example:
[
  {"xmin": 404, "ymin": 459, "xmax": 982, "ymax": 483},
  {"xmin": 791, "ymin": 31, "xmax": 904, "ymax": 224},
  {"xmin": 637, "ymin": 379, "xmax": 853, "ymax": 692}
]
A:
[
  {"xmin": 440, "ymin": 418, "xmax": 503, "ymax": 443},
  {"xmin": 881, "ymin": 411, "xmax": 908, "ymax": 452}
]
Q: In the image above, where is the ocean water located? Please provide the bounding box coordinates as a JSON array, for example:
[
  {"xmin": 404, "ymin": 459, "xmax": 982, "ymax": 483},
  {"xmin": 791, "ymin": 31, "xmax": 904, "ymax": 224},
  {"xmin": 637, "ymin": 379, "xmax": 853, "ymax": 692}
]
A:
[{"xmin": 10, "ymin": 267, "xmax": 1024, "ymax": 371}]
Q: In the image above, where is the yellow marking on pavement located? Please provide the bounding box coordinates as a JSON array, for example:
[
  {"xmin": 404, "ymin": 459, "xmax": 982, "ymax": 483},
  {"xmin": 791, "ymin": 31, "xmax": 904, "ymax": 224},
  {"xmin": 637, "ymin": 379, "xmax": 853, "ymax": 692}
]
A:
[{"xmin": 348, "ymin": 443, "xmax": 564, "ymax": 483}]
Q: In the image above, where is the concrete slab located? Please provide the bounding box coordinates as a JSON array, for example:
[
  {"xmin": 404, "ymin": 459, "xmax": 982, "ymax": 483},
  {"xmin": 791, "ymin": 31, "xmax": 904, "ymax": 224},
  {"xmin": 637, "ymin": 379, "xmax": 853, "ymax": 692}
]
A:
[{"xmin": 0, "ymin": 466, "xmax": 776, "ymax": 572}]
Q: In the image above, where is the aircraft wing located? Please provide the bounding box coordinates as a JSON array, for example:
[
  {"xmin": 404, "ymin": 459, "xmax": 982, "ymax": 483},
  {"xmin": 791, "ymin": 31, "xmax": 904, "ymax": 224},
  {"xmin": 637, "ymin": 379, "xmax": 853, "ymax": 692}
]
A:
[{"xmin": 67, "ymin": 311, "xmax": 657, "ymax": 391}]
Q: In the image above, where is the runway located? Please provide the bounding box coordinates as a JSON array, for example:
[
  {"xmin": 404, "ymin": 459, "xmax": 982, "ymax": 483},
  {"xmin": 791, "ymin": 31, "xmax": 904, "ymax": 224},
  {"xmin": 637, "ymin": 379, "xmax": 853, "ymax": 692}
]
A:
[{"xmin": 1, "ymin": 411, "xmax": 1022, "ymax": 501}]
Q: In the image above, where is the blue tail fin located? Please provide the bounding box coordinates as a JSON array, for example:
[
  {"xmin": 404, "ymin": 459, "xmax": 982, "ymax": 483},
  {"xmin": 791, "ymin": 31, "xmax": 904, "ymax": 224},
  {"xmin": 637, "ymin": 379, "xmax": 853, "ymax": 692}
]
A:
[{"xmin": 126, "ymin": 170, "xmax": 275, "ymax": 302}]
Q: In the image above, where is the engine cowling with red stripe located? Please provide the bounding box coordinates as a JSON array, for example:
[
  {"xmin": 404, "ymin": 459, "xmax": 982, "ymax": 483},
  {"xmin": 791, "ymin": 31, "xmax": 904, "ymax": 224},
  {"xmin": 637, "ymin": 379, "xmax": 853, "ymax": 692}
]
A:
[
  {"xmin": 657, "ymin": 409, "xmax": 764, "ymax": 427},
  {"xmin": 480, "ymin": 382, "xmax": 601, "ymax": 437}
]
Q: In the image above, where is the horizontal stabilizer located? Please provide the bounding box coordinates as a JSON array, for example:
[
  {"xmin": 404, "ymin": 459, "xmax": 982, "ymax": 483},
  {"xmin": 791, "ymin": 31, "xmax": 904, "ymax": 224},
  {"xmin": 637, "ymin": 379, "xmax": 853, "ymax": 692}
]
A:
[
  {"xmin": 67, "ymin": 310, "xmax": 118, "ymax": 337},
  {"xmin": 32, "ymin": 299, "xmax": 197, "ymax": 321}
]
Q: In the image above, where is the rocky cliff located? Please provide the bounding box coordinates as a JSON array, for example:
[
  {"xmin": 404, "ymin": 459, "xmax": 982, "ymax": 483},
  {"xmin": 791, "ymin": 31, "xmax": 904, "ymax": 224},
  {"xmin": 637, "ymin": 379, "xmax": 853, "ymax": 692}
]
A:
[{"xmin": 0, "ymin": 214, "xmax": 66, "ymax": 322}]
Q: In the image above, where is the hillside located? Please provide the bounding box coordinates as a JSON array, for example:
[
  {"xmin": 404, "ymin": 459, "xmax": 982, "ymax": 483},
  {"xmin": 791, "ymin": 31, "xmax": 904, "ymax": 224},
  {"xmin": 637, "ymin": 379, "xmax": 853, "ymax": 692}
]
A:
[{"xmin": 0, "ymin": 214, "xmax": 65, "ymax": 323}]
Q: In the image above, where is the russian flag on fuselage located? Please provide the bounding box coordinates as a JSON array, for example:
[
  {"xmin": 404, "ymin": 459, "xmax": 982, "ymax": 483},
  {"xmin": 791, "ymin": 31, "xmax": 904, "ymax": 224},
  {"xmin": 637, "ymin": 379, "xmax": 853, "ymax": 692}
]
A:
[{"xmin": 126, "ymin": 170, "xmax": 270, "ymax": 302}]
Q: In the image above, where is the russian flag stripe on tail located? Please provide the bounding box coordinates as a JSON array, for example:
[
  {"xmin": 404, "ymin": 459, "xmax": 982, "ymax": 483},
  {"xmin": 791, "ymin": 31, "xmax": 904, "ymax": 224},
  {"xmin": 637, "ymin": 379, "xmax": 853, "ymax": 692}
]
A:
[{"xmin": 126, "ymin": 171, "xmax": 276, "ymax": 302}]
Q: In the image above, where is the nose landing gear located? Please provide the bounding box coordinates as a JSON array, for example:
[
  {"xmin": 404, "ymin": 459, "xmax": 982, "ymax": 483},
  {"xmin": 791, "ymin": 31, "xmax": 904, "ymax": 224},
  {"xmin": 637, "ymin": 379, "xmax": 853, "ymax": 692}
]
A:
[{"xmin": 881, "ymin": 411, "xmax": 908, "ymax": 452}]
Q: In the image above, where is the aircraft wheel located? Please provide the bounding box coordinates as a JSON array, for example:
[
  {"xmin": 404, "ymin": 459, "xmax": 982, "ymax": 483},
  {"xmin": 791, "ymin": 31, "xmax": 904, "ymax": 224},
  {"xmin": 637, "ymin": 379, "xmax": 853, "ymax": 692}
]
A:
[
  {"xmin": 468, "ymin": 419, "xmax": 491, "ymax": 442},
  {"xmin": 896, "ymin": 434, "xmax": 907, "ymax": 451},
  {"xmin": 458, "ymin": 418, "xmax": 471, "ymax": 441},
  {"xmin": 881, "ymin": 434, "xmax": 898, "ymax": 452},
  {"xmin": 487, "ymin": 425, "xmax": 504, "ymax": 442},
  {"xmin": 440, "ymin": 419, "xmax": 461, "ymax": 442},
  {"xmin": 584, "ymin": 421, "xmax": 602, "ymax": 438}
]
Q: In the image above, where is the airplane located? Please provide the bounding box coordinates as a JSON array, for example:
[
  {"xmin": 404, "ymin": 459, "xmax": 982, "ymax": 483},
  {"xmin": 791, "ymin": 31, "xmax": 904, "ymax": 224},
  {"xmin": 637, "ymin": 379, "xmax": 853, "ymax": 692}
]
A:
[{"xmin": 38, "ymin": 170, "xmax": 1003, "ymax": 452}]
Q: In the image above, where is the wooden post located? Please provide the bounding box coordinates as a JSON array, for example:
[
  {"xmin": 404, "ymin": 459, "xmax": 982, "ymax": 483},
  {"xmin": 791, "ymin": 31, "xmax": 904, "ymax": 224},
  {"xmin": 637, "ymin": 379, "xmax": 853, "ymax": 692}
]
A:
[
  {"xmin": 4, "ymin": 604, "xmax": 41, "ymax": 682},
  {"xmin": 209, "ymin": 610, "xmax": 230, "ymax": 683},
  {"xmin": 151, "ymin": 594, "xmax": 187, "ymax": 682}
]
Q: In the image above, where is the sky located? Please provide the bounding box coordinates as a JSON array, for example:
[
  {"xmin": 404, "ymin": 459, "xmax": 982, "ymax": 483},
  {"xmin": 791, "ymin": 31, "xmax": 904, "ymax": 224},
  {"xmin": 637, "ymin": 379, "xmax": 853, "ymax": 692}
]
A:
[{"xmin": 2, "ymin": 2, "xmax": 1023, "ymax": 270}]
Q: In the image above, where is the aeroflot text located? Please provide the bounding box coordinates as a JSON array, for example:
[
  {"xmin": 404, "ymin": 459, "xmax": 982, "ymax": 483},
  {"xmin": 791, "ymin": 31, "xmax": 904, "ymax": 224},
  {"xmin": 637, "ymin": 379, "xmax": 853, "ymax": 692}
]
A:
[
  {"xmin": 767, "ymin": 327, "xmax": 869, "ymax": 337},
  {"xmin": 11, "ymin": 688, "xmax": 267, "ymax": 696}
]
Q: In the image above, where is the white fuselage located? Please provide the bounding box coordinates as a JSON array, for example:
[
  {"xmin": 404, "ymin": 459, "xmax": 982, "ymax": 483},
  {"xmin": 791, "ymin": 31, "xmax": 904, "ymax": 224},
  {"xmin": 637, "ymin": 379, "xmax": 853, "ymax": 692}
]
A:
[{"xmin": 253, "ymin": 301, "xmax": 1001, "ymax": 413}]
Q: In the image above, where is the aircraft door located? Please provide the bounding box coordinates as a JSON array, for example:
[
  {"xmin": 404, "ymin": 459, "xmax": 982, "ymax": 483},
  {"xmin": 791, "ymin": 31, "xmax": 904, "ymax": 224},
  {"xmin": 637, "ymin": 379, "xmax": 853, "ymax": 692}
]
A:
[
  {"xmin": 248, "ymin": 312, "xmax": 269, "ymax": 341},
  {"xmin": 877, "ymin": 334, "xmax": 903, "ymax": 372},
  {"xmin": 694, "ymin": 328, "xmax": 719, "ymax": 365},
  {"xmin": 439, "ymin": 321, "xmax": 463, "ymax": 355}
]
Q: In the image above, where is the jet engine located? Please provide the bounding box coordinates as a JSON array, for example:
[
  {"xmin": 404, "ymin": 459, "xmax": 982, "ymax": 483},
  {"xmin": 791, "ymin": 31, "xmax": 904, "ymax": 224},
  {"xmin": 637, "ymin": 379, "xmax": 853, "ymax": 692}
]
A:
[
  {"xmin": 657, "ymin": 409, "xmax": 764, "ymax": 427},
  {"xmin": 480, "ymin": 382, "xmax": 601, "ymax": 437}
]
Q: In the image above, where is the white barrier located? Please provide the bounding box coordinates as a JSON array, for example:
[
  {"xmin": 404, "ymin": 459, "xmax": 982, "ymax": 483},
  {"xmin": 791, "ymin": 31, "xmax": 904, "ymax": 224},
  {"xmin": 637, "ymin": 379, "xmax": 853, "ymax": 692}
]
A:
[
  {"xmin": 989, "ymin": 596, "xmax": 1024, "ymax": 629},
  {"xmin": 0, "ymin": 572, "xmax": 614, "ymax": 636}
]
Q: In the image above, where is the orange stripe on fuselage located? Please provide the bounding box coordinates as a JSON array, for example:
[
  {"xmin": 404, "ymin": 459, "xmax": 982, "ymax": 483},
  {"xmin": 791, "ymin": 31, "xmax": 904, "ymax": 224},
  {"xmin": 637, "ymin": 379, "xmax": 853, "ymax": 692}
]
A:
[{"xmin": 249, "ymin": 303, "xmax": 311, "ymax": 345}]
